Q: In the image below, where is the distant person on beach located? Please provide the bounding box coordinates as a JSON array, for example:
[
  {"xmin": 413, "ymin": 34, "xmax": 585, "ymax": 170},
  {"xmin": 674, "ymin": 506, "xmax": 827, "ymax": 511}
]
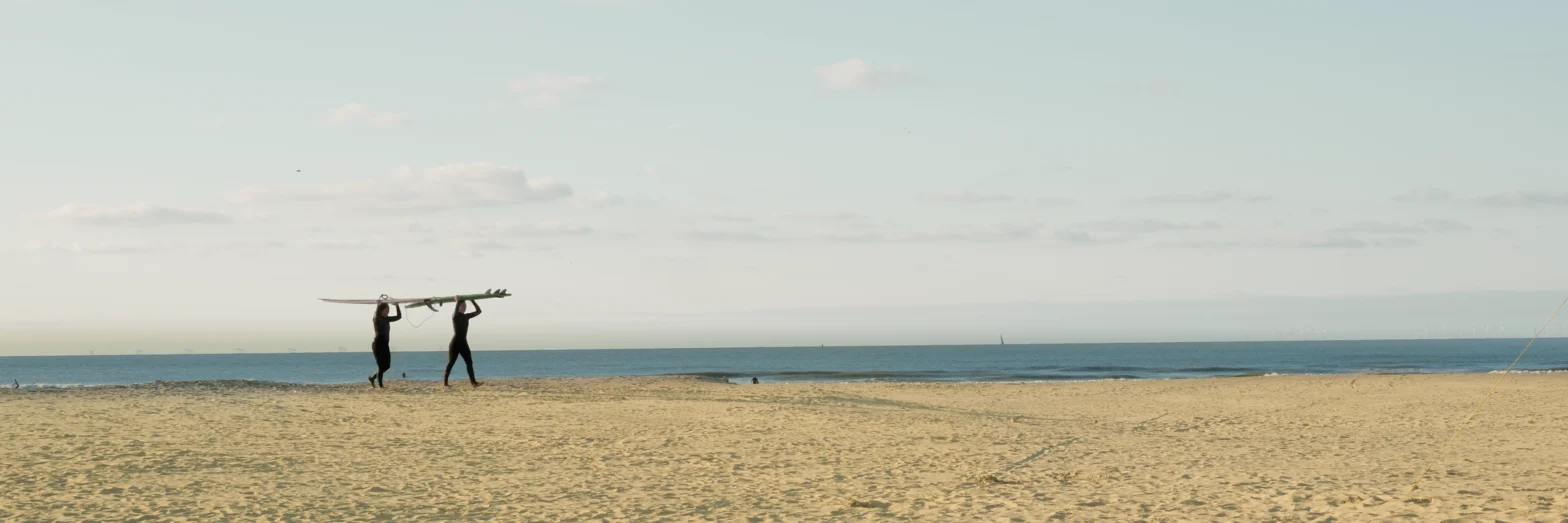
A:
[
  {"xmin": 752, "ymin": 377, "xmax": 759, "ymax": 384},
  {"xmin": 11, "ymin": 379, "xmax": 17, "ymax": 389},
  {"xmin": 369, "ymin": 302, "xmax": 401, "ymax": 388},
  {"xmin": 444, "ymin": 297, "xmax": 482, "ymax": 388}
]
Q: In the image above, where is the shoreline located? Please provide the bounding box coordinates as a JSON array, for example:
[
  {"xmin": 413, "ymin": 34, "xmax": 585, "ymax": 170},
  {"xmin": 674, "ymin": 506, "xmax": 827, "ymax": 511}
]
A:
[
  {"xmin": 7, "ymin": 367, "xmax": 1568, "ymax": 390},
  {"xmin": 9, "ymin": 339, "xmax": 1568, "ymax": 390}
]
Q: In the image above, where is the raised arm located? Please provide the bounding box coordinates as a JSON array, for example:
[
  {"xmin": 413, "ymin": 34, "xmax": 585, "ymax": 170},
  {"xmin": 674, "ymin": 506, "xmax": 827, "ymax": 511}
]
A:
[
  {"xmin": 388, "ymin": 304, "xmax": 403, "ymax": 322},
  {"xmin": 466, "ymin": 300, "xmax": 482, "ymax": 319}
]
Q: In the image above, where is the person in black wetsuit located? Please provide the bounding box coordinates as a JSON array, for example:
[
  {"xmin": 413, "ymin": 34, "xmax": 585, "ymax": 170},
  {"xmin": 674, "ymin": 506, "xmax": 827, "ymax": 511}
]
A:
[
  {"xmin": 444, "ymin": 297, "xmax": 482, "ymax": 387},
  {"xmin": 369, "ymin": 302, "xmax": 401, "ymax": 388}
]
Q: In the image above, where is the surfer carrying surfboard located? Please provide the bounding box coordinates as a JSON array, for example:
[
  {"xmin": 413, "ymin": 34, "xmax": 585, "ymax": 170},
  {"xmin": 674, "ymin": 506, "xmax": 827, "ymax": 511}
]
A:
[
  {"xmin": 444, "ymin": 297, "xmax": 482, "ymax": 388},
  {"xmin": 318, "ymin": 289, "xmax": 509, "ymax": 385},
  {"xmin": 369, "ymin": 302, "xmax": 401, "ymax": 388}
]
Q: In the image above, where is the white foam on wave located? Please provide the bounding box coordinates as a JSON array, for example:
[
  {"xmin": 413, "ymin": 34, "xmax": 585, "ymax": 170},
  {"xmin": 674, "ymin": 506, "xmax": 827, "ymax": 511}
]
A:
[{"xmin": 1491, "ymin": 368, "xmax": 1568, "ymax": 375}]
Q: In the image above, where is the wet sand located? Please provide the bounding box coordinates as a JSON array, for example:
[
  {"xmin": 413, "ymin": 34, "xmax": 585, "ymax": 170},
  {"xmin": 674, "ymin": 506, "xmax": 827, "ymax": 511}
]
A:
[{"xmin": 4, "ymin": 374, "xmax": 1568, "ymax": 521}]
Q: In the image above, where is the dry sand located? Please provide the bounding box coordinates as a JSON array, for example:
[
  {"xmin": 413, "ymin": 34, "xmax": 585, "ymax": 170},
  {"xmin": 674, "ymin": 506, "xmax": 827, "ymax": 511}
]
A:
[{"xmin": 4, "ymin": 374, "xmax": 1568, "ymax": 521}]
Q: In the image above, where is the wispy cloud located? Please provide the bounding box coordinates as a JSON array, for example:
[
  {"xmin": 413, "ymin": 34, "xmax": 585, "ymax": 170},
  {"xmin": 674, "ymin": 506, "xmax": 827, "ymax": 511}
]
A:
[
  {"xmin": 230, "ymin": 162, "xmax": 572, "ymax": 213},
  {"xmin": 305, "ymin": 239, "xmax": 374, "ymax": 250},
  {"xmin": 809, "ymin": 231, "xmax": 888, "ymax": 243},
  {"xmin": 1034, "ymin": 197, "xmax": 1077, "ymax": 207},
  {"xmin": 447, "ymin": 238, "xmax": 555, "ymax": 259},
  {"xmin": 451, "ymin": 239, "xmax": 509, "ymax": 259},
  {"xmin": 1050, "ymin": 228, "xmax": 1120, "ymax": 246},
  {"xmin": 929, "ymin": 191, "xmax": 1075, "ymax": 206},
  {"xmin": 1300, "ymin": 236, "xmax": 1421, "ymax": 249},
  {"xmin": 573, "ymin": 191, "xmax": 625, "ymax": 209},
  {"xmin": 682, "ymin": 219, "xmax": 1173, "ymax": 247},
  {"xmin": 1161, "ymin": 236, "xmax": 1421, "ymax": 249},
  {"xmin": 910, "ymin": 222, "xmax": 1048, "ymax": 242},
  {"xmin": 1476, "ymin": 190, "xmax": 1568, "ymax": 208},
  {"xmin": 1392, "ymin": 187, "xmax": 1452, "ymax": 203},
  {"xmin": 289, "ymin": 223, "xmax": 334, "ymax": 233},
  {"xmin": 45, "ymin": 203, "xmax": 232, "ymax": 227},
  {"xmin": 932, "ymin": 190, "xmax": 1014, "ymax": 204},
  {"xmin": 1158, "ymin": 239, "xmax": 1275, "ymax": 249},
  {"xmin": 26, "ymin": 239, "xmax": 293, "ymax": 255},
  {"xmin": 683, "ymin": 219, "xmax": 1158, "ymax": 246},
  {"xmin": 917, "ymin": 226, "xmax": 1121, "ymax": 247},
  {"xmin": 686, "ymin": 230, "xmax": 773, "ymax": 242},
  {"xmin": 1332, "ymin": 219, "xmax": 1469, "ymax": 235},
  {"xmin": 787, "ymin": 211, "xmax": 872, "ymax": 223},
  {"xmin": 480, "ymin": 220, "xmax": 593, "ymax": 237},
  {"xmin": 363, "ymin": 219, "xmax": 436, "ymax": 244},
  {"xmin": 508, "ymin": 73, "xmax": 600, "ymax": 109},
  {"xmin": 814, "ymin": 58, "xmax": 910, "ymax": 91},
  {"xmin": 25, "ymin": 240, "xmax": 166, "ymax": 254},
  {"xmin": 1137, "ymin": 191, "xmax": 1270, "ymax": 204},
  {"xmin": 203, "ymin": 240, "xmax": 290, "ymax": 252},
  {"xmin": 1077, "ymin": 219, "xmax": 1220, "ymax": 235},
  {"xmin": 695, "ymin": 214, "xmax": 755, "ymax": 224},
  {"xmin": 322, "ymin": 103, "xmax": 410, "ymax": 128}
]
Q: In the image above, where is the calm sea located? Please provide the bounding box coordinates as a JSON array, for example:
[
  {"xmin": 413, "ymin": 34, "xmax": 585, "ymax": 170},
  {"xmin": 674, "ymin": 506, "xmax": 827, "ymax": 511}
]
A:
[{"xmin": 3, "ymin": 339, "xmax": 1568, "ymax": 388}]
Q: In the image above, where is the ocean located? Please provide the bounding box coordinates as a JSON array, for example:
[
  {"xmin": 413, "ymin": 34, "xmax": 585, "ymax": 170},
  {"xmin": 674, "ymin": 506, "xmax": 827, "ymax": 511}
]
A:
[{"xmin": 4, "ymin": 338, "xmax": 1568, "ymax": 387}]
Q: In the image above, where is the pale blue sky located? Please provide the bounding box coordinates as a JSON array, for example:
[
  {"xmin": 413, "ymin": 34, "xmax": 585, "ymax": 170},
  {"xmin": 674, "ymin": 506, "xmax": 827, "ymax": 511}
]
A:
[{"xmin": 2, "ymin": 1, "xmax": 1566, "ymax": 353}]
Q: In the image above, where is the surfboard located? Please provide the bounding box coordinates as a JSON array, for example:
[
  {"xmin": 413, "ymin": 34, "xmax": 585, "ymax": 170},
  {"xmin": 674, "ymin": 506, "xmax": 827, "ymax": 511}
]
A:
[{"xmin": 319, "ymin": 289, "xmax": 511, "ymax": 310}]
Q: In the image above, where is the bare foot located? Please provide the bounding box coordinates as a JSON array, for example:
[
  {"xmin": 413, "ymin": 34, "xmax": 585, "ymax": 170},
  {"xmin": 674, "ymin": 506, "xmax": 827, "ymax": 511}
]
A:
[{"xmin": 471, "ymin": 382, "xmax": 483, "ymax": 388}]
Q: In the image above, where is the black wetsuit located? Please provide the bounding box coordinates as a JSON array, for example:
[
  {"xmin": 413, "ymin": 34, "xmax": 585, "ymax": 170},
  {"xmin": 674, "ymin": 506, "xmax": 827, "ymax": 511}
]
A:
[
  {"xmin": 369, "ymin": 308, "xmax": 400, "ymax": 387},
  {"xmin": 445, "ymin": 304, "xmax": 481, "ymax": 386}
]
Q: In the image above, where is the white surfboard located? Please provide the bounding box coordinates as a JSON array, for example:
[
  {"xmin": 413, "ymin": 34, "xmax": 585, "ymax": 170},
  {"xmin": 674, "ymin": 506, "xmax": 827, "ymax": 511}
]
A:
[{"xmin": 319, "ymin": 289, "xmax": 511, "ymax": 310}]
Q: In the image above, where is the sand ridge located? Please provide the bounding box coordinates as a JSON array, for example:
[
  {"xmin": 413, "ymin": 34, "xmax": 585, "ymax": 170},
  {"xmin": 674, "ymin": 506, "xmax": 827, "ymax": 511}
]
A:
[{"xmin": 3, "ymin": 374, "xmax": 1568, "ymax": 521}]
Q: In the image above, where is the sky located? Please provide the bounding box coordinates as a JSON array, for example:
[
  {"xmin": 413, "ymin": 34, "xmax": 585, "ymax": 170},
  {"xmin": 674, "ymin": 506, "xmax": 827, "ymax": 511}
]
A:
[{"xmin": 2, "ymin": 1, "xmax": 1566, "ymax": 354}]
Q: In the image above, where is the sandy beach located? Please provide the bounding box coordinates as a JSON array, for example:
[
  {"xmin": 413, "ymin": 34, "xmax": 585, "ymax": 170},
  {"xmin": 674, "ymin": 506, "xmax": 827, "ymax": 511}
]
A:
[{"xmin": 3, "ymin": 374, "xmax": 1568, "ymax": 521}]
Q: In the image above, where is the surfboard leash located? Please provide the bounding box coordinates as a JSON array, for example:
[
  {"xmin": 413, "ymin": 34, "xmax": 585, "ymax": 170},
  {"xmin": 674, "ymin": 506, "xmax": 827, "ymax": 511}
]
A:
[{"xmin": 405, "ymin": 306, "xmax": 438, "ymax": 329}]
